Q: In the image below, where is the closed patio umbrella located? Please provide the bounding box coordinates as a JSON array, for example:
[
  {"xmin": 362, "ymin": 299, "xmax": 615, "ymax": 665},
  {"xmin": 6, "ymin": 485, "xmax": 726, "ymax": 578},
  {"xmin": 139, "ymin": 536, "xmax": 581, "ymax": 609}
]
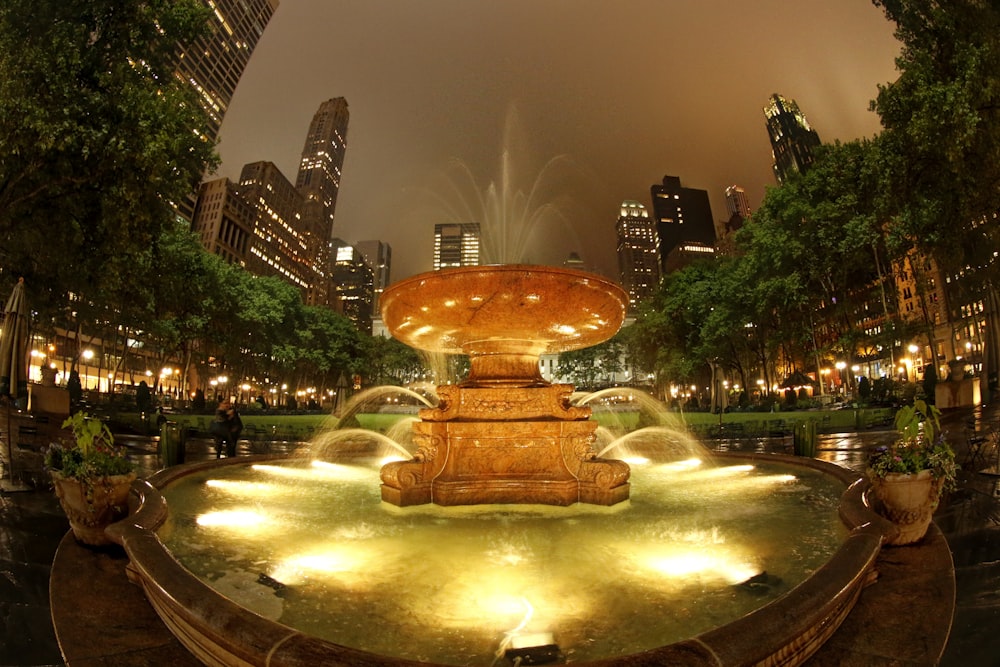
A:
[
  {"xmin": 0, "ymin": 277, "xmax": 30, "ymax": 490},
  {"xmin": 0, "ymin": 277, "xmax": 29, "ymax": 402}
]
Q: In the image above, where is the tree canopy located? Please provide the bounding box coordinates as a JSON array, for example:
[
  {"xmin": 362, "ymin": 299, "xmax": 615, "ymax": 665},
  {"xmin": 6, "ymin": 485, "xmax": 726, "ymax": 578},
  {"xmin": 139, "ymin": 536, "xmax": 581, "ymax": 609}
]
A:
[{"xmin": 0, "ymin": 0, "xmax": 217, "ymax": 315}]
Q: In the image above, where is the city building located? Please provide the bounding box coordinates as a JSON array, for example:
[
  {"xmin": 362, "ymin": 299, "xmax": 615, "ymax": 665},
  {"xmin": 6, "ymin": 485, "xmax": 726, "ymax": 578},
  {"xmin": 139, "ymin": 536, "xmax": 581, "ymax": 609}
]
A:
[
  {"xmin": 295, "ymin": 98, "xmax": 350, "ymax": 307},
  {"xmin": 173, "ymin": 0, "xmax": 279, "ymax": 221},
  {"xmin": 191, "ymin": 98, "xmax": 353, "ymax": 311},
  {"xmin": 434, "ymin": 223, "xmax": 481, "ymax": 269},
  {"xmin": 190, "ymin": 177, "xmax": 255, "ymax": 265},
  {"xmin": 355, "ymin": 240, "xmax": 392, "ymax": 311},
  {"xmin": 718, "ymin": 185, "xmax": 752, "ymax": 254},
  {"xmin": 649, "ymin": 175, "xmax": 716, "ymax": 274},
  {"xmin": 331, "ymin": 239, "xmax": 375, "ymax": 334},
  {"xmin": 725, "ymin": 185, "xmax": 751, "ymax": 221},
  {"xmin": 615, "ymin": 200, "xmax": 661, "ymax": 311},
  {"xmin": 764, "ymin": 93, "xmax": 822, "ymax": 184},
  {"xmin": 662, "ymin": 241, "xmax": 716, "ymax": 274},
  {"xmin": 238, "ymin": 161, "xmax": 310, "ymax": 290}
]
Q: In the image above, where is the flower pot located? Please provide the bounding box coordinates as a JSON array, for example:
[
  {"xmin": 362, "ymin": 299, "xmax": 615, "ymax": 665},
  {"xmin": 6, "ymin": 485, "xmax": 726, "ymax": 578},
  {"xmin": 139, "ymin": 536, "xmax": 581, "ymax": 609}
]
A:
[
  {"xmin": 50, "ymin": 471, "xmax": 137, "ymax": 547},
  {"xmin": 868, "ymin": 468, "xmax": 942, "ymax": 545}
]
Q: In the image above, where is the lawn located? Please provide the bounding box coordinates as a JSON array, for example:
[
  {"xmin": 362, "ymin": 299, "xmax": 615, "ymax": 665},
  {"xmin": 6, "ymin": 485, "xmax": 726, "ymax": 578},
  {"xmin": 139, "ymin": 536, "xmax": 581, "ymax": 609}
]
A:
[{"xmin": 116, "ymin": 405, "xmax": 891, "ymax": 439}]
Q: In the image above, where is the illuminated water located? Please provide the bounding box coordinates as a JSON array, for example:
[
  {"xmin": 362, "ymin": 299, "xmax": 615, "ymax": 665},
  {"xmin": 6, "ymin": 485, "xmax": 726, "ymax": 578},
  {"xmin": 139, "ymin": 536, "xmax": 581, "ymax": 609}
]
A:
[{"xmin": 159, "ymin": 456, "xmax": 846, "ymax": 665}]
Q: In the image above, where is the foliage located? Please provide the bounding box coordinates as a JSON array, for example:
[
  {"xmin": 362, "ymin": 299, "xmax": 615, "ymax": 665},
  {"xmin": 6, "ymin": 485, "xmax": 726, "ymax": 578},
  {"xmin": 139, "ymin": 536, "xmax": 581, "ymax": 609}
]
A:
[
  {"xmin": 871, "ymin": 0, "xmax": 1000, "ymax": 276},
  {"xmin": 867, "ymin": 399, "xmax": 957, "ymax": 491},
  {"xmin": 45, "ymin": 412, "xmax": 134, "ymax": 481},
  {"xmin": 0, "ymin": 0, "xmax": 218, "ymax": 319}
]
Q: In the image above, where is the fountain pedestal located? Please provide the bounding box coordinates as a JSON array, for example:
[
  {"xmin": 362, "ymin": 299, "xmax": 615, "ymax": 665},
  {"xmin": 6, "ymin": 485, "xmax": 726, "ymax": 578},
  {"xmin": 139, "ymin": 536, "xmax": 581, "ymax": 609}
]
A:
[
  {"xmin": 378, "ymin": 264, "xmax": 631, "ymax": 507},
  {"xmin": 380, "ymin": 384, "xmax": 630, "ymax": 506}
]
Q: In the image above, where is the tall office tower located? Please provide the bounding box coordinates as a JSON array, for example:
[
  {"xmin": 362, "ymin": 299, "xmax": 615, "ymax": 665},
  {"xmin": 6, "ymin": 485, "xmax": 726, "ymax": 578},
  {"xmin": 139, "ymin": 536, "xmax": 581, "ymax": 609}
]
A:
[
  {"xmin": 764, "ymin": 93, "xmax": 821, "ymax": 184},
  {"xmin": 615, "ymin": 200, "xmax": 661, "ymax": 311},
  {"xmin": 355, "ymin": 240, "xmax": 392, "ymax": 310},
  {"xmin": 720, "ymin": 184, "xmax": 751, "ymax": 244},
  {"xmin": 331, "ymin": 239, "xmax": 375, "ymax": 334},
  {"xmin": 296, "ymin": 98, "xmax": 349, "ymax": 237},
  {"xmin": 725, "ymin": 185, "xmax": 751, "ymax": 220},
  {"xmin": 649, "ymin": 175, "xmax": 716, "ymax": 273},
  {"xmin": 434, "ymin": 223, "xmax": 481, "ymax": 269},
  {"xmin": 238, "ymin": 161, "xmax": 311, "ymax": 289},
  {"xmin": 173, "ymin": 0, "xmax": 279, "ymax": 221},
  {"xmin": 296, "ymin": 98, "xmax": 350, "ymax": 306},
  {"xmin": 191, "ymin": 177, "xmax": 255, "ymax": 265},
  {"xmin": 175, "ymin": 0, "xmax": 279, "ymax": 143}
]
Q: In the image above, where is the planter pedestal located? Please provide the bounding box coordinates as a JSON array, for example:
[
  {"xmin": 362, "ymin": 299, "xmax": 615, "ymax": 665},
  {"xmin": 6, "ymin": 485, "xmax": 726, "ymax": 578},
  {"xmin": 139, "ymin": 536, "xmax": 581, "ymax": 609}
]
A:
[
  {"xmin": 51, "ymin": 471, "xmax": 136, "ymax": 547},
  {"xmin": 869, "ymin": 469, "xmax": 941, "ymax": 545}
]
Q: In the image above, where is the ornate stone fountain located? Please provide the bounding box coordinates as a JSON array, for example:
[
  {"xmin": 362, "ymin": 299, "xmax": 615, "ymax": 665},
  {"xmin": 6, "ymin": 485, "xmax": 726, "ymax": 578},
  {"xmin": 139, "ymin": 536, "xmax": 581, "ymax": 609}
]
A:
[{"xmin": 378, "ymin": 264, "xmax": 631, "ymax": 506}]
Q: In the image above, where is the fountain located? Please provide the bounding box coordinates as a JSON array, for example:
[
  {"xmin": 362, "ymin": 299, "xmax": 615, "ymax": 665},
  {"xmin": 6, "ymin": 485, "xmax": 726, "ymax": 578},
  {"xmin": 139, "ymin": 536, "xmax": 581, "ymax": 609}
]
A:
[
  {"xmin": 97, "ymin": 263, "xmax": 894, "ymax": 666},
  {"xmin": 378, "ymin": 263, "xmax": 631, "ymax": 506},
  {"xmin": 92, "ymin": 128, "xmax": 895, "ymax": 664}
]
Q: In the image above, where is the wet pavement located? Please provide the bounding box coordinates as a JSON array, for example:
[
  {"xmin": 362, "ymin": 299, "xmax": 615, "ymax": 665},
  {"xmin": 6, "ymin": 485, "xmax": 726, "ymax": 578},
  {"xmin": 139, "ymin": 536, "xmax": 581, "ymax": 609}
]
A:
[{"xmin": 1, "ymin": 408, "xmax": 999, "ymax": 666}]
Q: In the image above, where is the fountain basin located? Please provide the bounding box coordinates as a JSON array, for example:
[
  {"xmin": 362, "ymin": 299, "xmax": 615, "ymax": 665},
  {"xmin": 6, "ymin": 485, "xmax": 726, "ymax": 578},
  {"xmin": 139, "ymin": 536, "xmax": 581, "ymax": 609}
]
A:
[{"xmin": 107, "ymin": 452, "xmax": 894, "ymax": 666}]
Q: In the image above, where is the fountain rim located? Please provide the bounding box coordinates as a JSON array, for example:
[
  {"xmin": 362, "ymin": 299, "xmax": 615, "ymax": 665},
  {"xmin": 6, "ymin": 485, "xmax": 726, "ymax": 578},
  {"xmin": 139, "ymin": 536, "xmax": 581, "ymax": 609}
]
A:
[
  {"xmin": 381, "ymin": 263, "xmax": 628, "ymax": 298},
  {"xmin": 105, "ymin": 452, "xmax": 895, "ymax": 667}
]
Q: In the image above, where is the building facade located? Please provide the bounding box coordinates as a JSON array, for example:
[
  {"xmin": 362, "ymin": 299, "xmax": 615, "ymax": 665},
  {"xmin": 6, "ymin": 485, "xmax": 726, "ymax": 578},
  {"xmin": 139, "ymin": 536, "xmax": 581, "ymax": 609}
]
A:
[
  {"xmin": 649, "ymin": 176, "xmax": 716, "ymax": 275},
  {"xmin": 764, "ymin": 93, "xmax": 821, "ymax": 184},
  {"xmin": 295, "ymin": 98, "xmax": 350, "ymax": 307},
  {"xmin": 190, "ymin": 177, "xmax": 255, "ymax": 265},
  {"xmin": 173, "ymin": 0, "xmax": 279, "ymax": 220},
  {"xmin": 331, "ymin": 239, "xmax": 375, "ymax": 334},
  {"xmin": 355, "ymin": 240, "xmax": 392, "ymax": 311},
  {"xmin": 434, "ymin": 223, "xmax": 481, "ymax": 269},
  {"xmin": 615, "ymin": 200, "xmax": 661, "ymax": 311},
  {"xmin": 238, "ymin": 161, "xmax": 311, "ymax": 290}
]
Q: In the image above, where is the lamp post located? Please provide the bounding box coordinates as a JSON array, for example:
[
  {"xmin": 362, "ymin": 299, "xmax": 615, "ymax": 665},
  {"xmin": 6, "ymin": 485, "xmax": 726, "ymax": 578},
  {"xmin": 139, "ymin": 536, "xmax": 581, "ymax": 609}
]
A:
[
  {"xmin": 908, "ymin": 344, "xmax": 920, "ymax": 382},
  {"xmin": 835, "ymin": 361, "xmax": 846, "ymax": 396}
]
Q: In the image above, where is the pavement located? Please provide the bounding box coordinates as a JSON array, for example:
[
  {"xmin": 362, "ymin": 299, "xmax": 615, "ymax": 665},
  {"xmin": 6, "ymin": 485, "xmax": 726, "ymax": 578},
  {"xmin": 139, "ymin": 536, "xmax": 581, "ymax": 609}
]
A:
[{"xmin": 1, "ymin": 407, "xmax": 999, "ymax": 666}]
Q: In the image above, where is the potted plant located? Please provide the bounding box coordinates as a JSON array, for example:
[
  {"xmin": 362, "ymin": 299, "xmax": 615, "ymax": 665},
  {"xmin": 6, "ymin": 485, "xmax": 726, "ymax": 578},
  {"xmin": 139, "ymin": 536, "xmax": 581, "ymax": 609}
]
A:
[
  {"xmin": 867, "ymin": 399, "xmax": 957, "ymax": 545},
  {"xmin": 45, "ymin": 412, "xmax": 136, "ymax": 547}
]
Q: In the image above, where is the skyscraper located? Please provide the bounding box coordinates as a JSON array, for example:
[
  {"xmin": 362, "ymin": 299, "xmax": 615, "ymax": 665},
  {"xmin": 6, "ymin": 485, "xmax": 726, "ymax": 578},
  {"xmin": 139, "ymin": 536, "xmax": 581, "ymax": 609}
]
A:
[
  {"xmin": 238, "ymin": 161, "xmax": 310, "ymax": 289},
  {"xmin": 331, "ymin": 239, "xmax": 375, "ymax": 334},
  {"xmin": 174, "ymin": 0, "xmax": 279, "ymax": 144},
  {"xmin": 296, "ymin": 98, "xmax": 350, "ymax": 237},
  {"xmin": 355, "ymin": 240, "xmax": 392, "ymax": 311},
  {"xmin": 725, "ymin": 185, "xmax": 751, "ymax": 221},
  {"xmin": 649, "ymin": 175, "xmax": 716, "ymax": 273},
  {"xmin": 296, "ymin": 98, "xmax": 350, "ymax": 306},
  {"xmin": 764, "ymin": 93, "xmax": 821, "ymax": 183},
  {"xmin": 173, "ymin": 0, "xmax": 279, "ymax": 221},
  {"xmin": 434, "ymin": 223, "xmax": 481, "ymax": 269},
  {"xmin": 615, "ymin": 200, "xmax": 661, "ymax": 311}
]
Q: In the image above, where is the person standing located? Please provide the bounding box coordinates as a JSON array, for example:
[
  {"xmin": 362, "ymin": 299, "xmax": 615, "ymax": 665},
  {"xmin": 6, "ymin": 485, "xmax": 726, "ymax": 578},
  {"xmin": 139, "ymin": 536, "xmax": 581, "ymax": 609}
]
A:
[{"xmin": 210, "ymin": 398, "xmax": 240, "ymax": 458}]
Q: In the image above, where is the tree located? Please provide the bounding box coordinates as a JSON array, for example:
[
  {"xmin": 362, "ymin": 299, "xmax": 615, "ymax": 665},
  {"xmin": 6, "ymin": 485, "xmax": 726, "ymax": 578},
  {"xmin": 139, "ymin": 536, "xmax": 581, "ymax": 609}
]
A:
[
  {"xmin": 871, "ymin": 0, "xmax": 1000, "ymax": 273},
  {"xmin": 0, "ymin": 0, "xmax": 217, "ymax": 317},
  {"xmin": 359, "ymin": 335, "xmax": 425, "ymax": 387}
]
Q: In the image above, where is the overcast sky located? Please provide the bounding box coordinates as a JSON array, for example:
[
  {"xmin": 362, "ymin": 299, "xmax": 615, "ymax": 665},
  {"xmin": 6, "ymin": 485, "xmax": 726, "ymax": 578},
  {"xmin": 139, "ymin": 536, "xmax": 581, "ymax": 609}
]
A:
[{"xmin": 215, "ymin": 0, "xmax": 902, "ymax": 282}]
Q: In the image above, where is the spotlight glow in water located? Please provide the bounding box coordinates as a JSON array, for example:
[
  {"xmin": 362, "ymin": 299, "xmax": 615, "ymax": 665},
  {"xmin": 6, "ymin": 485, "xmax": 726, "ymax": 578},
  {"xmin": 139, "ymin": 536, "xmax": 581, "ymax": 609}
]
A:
[{"xmin": 195, "ymin": 510, "xmax": 270, "ymax": 530}]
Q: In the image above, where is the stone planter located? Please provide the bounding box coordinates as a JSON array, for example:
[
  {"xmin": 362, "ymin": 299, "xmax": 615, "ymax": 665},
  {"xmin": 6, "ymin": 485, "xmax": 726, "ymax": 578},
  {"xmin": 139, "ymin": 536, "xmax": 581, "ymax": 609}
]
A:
[
  {"xmin": 868, "ymin": 468, "xmax": 942, "ymax": 545},
  {"xmin": 51, "ymin": 471, "xmax": 136, "ymax": 547}
]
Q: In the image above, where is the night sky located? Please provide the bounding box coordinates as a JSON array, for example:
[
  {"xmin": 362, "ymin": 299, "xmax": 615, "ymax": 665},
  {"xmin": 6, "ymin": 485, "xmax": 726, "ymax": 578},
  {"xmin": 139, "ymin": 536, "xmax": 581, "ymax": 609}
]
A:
[{"xmin": 215, "ymin": 0, "xmax": 902, "ymax": 282}]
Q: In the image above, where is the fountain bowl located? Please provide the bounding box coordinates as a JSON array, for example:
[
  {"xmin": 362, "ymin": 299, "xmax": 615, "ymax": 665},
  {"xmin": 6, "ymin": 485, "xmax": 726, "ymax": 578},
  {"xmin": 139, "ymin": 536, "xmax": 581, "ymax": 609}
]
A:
[
  {"xmin": 381, "ymin": 264, "xmax": 627, "ymax": 387},
  {"xmin": 106, "ymin": 452, "xmax": 894, "ymax": 667}
]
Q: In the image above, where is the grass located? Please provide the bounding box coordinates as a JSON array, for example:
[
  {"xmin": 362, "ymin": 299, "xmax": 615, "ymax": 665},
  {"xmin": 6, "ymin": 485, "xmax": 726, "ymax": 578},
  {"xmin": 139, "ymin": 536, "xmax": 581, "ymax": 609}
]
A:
[{"xmin": 113, "ymin": 404, "xmax": 893, "ymax": 439}]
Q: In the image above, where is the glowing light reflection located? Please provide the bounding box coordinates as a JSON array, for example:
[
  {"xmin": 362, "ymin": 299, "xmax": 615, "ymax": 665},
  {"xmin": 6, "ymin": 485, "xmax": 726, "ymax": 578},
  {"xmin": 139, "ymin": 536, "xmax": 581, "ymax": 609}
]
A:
[
  {"xmin": 196, "ymin": 510, "xmax": 269, "ymax": 529},
  {"xmin": 659, "ymin": 457, "xmax": 702, "ymax": 471},
  {"xmin": 204, "ymin": 479, "xmax": 281, "ymax": 496},
  {"xmin": 269, "ymin": 547, "xmax": 370, "ymax": 586}
]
